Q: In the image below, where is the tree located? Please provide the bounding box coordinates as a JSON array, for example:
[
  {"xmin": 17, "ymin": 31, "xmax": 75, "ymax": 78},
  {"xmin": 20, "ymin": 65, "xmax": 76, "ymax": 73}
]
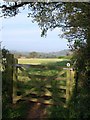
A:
[
  {"xmin": 29, "ymin": 51, "xmax": 38, "ymax": 58},
  {"xmin": 1, "ymin": 2, "xmax": 90, "ymax": 45}
]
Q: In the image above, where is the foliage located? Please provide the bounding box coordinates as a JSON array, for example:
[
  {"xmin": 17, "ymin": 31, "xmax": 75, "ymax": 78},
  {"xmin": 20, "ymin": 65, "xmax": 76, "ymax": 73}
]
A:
[
  {"xmin": 47, "ymin": 105, "xmax": 69, "ymax": 119},
  {"xmin": 0, "ymin": 2, "xmax": 90, "ymax": 46},
  {"xmin": 58, "ymin": 55, "xmax": 72, "ymax": 60},
  {"xmin": 29, "ymin": 51, "xmax": 39, "ymax": 58},
  {"xmin": 69, "ymin": 44, "xmax": 90, "ymax": 119},
  {"xmin": 2, "ymin": 101, "xmax": 29, "ymax": 119},
  {"xmin": 2, "ymin": 48, "xmax": 12, "ymax": 104},
  {"xmin": 0, "ymin": 2, "xmax": 89, "ymax": 41}
]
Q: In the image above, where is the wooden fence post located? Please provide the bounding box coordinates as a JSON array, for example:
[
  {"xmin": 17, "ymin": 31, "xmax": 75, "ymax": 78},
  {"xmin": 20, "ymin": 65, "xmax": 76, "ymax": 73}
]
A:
[
  {"xmin": 13, "ymin": 58, "xmax": 18, "ymax": 104},
  {"xmin": 5, "ymin": 53, "xmax": 14, "ymax": 104},
  {"xmin": 66, "ymin": 68, "xmax": 74, "ymax": 104},
  {"xmin": 70, "ymin": 68, "xmax": 75, "ymax": 96},
  {"xmin": 2, "ymin": 53, "xmax": 18, "ymax": 104},
  {"xmin": 66, "ymin": 68, "xmax": 70, "ymax": 103}
]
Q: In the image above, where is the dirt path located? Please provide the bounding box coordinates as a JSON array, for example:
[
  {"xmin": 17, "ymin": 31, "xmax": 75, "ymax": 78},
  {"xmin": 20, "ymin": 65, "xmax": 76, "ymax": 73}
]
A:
[{"xmin": 26, "ymin": 102, "xmax": 48, "ymax": 120}]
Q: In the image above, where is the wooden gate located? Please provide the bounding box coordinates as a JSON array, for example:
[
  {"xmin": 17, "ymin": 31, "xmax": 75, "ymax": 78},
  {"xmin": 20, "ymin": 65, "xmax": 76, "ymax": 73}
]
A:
[{"xmin": 13, "ymin": 63, "xmax": 74, "ymax": 106}]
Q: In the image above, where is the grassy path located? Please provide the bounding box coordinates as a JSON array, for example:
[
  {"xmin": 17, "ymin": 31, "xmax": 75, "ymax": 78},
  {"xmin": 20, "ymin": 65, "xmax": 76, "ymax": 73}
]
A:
[{"xmin": 26, "ymin": 102, "xmax": 48, "ymax": 119}]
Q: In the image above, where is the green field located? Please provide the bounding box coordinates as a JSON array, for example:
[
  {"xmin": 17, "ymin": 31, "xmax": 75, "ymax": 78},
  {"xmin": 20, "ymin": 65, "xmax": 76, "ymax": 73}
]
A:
[{"xmin": 18, "ymin": 58, "xmax": 69, "ymax": 65}]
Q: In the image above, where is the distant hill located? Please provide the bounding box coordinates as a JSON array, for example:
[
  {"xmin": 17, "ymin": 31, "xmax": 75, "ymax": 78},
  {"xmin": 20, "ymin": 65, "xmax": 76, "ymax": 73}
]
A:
[
  {"xmin": 47, "ymin": 49, "xmax": 72, "ymax": 57},
  {"xmin": 10, "ymin": 49, "xmax": 73, "ymax": 58}
]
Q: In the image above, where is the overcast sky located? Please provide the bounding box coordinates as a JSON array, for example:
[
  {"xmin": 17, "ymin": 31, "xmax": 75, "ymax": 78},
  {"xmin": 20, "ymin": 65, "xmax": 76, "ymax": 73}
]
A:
[{"xmin": 0, "ymin": 8, "xmax": 69, "ymax": 53}]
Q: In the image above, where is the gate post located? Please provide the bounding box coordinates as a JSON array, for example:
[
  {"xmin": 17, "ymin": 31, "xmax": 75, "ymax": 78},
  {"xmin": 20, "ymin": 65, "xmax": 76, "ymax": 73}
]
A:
[
  {"xmin": 13, "ymin": 58, "xmax": 18, "ymax": 104},
  {"xmin": 66, "ymin": 68, "xmax": 70, "ymax": 104},
  {"xmin": 4, "ymin": 53, "xmax": 14, "ymax": 104},
  {"xmin": 66, "ymin": 67, "xmax": 74, "ymax": 104}
]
